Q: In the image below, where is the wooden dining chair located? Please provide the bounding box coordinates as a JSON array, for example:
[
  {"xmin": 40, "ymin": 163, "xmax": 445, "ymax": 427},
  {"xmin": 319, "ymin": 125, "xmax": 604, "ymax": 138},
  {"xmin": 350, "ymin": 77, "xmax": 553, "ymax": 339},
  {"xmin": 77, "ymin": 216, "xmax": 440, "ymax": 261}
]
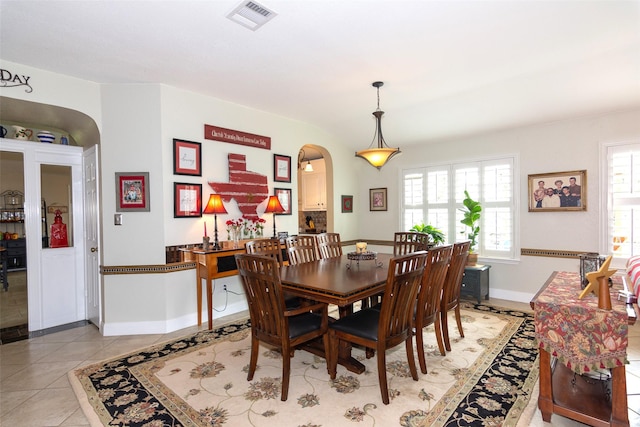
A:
[
  {"xmin": 245, "ymin": 238, "xmax": 285, "ymax": 265},
  {"xmin": 360, "ymin": 231, "xmax": 427, "ymax": 310},
  {"xmin": 440, "ymin": 240, "xmax": 470, "ymax": 351},
  {"xmin": 316, "ymin": 232, "xmax": 342, "ymax": 259},
  {"xmin": 327, "ymin": 251, "xmax": 428, "ymax": 404},
  {"xmin": 393, "ymin": 232, "xmax": 430, "ymax": 256},
  {"xmin": 285, "ymin": 235, "xmax": 318, "ymax": 265},
  {"xmin": 414, "ymin": 244, "xmax": 453, "ymax": 374},
  {"xmin": 235, "ymin": 253, "xmax": 330, "ymax": 401},
  {"xmin": 245, "ymin": 238, "xmax": 301, "ymax": 308}
]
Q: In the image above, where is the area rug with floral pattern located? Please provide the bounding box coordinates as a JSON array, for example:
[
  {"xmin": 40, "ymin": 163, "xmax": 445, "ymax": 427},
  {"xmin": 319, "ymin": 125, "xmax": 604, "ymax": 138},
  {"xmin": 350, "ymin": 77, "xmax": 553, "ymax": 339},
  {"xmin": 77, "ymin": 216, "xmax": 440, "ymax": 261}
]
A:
[{"xmin": 69, "ymin": 304, "xmax": 539, "ymax": 427}]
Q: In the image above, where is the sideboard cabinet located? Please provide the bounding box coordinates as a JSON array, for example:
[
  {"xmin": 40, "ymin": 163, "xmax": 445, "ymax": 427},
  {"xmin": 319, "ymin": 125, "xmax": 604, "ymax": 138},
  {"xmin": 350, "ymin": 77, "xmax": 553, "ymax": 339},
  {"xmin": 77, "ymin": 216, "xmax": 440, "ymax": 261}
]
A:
[{"xmin": 461, "ymin": 264, "xmax": 490, "ymax": 303}]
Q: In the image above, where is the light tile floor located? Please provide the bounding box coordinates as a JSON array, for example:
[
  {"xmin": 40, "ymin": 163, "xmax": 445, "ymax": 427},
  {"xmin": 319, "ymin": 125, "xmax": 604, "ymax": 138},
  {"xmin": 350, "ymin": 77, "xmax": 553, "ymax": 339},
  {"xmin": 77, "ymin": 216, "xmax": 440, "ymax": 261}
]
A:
[{"xmin": 0, "ymin": 298, "xmax": 638, "ymax": 426}]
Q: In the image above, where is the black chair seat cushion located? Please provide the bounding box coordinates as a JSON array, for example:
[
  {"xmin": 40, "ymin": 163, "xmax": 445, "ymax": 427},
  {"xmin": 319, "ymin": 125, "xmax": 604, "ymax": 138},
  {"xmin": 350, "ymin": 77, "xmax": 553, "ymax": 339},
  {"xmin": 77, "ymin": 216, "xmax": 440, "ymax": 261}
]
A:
[
  {"xmin": 369, "ymin": 302, "xmax": 382, "ymax": 311},
  {"xmin": 289, "ymin": 312, "xmax": 324, "ymax": 339},
  {"xmin": 284, "ymin": 295, "xmax": 301, "ymax": 309},
  {"xmin": 328, "ymin": 308, "xmax": 380, "ymax": 342}
]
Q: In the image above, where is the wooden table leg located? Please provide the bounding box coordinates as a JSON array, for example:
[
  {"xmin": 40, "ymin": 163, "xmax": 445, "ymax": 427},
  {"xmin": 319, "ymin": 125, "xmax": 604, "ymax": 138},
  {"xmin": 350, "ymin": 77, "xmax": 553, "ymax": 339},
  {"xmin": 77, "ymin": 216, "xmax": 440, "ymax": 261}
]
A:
[
  {"xmin": 196, "ymin": 261, "xmax": 214, "ymax": 330},
  {"xmin": 196, "ymin": 272, "xmax": 202, "ymax": 326},
  {"xmin": 336, "ymin": 303, "xmax": 366, "ymax": 373},
  {"xmin": 303, "ymin": 303, "xmax": 367, "ymax": 374},
  {"xmin": 611, "ymin": 366, "xmax": 629, "ymax": 427},
  {"xmin": 206, "ymin": 278, "xmax": 213, "ymax": 330},
  {"xmin": 538, "ymin": 348, "xmax": 554, "ymax": 422}
]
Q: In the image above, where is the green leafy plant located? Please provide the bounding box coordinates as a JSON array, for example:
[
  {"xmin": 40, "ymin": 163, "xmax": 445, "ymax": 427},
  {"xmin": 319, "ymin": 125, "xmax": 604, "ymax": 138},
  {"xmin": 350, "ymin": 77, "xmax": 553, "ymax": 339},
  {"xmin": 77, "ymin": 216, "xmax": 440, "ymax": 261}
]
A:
[
  {"xmin": 459, "ymin": 190, "xmax": 481, "ymax": 252},
  {"xmin": 409, "ymin": 223, "xmax": 446, "ymax": 246}
]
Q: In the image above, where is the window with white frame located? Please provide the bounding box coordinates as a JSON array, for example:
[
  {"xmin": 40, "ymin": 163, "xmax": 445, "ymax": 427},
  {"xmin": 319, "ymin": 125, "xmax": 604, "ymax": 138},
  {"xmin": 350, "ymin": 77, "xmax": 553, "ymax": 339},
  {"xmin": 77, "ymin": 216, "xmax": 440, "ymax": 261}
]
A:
[
  {"xmin": 401, "ymin": 156, "xmax": 516, "ymax": 260},
  {"xmin": 605, "ymin": 141, "xmax": 640, "ymax": 261}
]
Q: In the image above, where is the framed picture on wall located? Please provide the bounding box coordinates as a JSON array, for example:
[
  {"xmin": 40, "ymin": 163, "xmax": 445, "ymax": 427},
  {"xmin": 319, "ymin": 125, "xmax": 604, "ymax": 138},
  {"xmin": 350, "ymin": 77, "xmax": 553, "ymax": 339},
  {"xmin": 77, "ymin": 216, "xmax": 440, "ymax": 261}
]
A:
[
  {"xmin": 527, "ymin": 170, "xmax": 586, "ymax": 212},
  {"xmin": 342, "ymin": 195, "xmax": 353, "ymax": 213},
  {"xmin": 275, "ymin": 188, "xmax": 292, "ymax": 215},
  {"xmin": 173, "ymin": 182, "xmax": 202, "ymax": 218},
  {"xmin": 115, "ymin": 172, "xmax": 150, "ymax": 212},
  {"xmin": 369, "ymin": 188, "xmax": 387, "ymax": 211},
  {"xmin": 173, "ymin": 139, "xmax": 202, "ymax": 176},
  {"xmin": 274, "ymin": 154, "xmax": 291, "ymax": 182}
]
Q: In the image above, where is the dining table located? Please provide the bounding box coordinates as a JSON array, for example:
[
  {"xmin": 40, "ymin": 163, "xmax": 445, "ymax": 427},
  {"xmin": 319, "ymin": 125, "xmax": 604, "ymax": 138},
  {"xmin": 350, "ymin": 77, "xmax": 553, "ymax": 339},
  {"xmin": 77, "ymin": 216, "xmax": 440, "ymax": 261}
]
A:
[{"xmin": 279, "ymin": 252, "xmax": 393, "ymax": 373}]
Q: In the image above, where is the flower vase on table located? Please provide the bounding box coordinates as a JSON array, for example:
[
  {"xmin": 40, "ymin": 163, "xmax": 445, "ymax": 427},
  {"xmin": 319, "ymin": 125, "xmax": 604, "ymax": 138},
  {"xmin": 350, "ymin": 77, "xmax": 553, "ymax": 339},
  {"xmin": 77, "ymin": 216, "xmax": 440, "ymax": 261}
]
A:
[{"xmin": 232, "ymin": 228, "xmax": 241, "ymax": 248}]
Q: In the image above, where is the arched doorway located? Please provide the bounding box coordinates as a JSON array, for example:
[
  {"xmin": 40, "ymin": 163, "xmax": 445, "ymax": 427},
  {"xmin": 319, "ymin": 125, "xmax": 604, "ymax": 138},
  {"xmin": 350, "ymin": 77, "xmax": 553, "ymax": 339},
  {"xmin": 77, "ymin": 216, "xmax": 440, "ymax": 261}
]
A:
[
  {"xmin": 0, "ymin": 96, "xmax": 101, "ymax": 338},
  {"xmin": 297, "ymin": 145, "xmax": 333, "ymax": 234}
]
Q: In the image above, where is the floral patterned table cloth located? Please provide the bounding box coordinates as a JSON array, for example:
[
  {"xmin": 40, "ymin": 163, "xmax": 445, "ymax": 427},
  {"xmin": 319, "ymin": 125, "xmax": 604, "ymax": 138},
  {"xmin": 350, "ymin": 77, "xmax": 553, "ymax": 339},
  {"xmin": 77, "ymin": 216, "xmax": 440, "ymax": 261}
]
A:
[{"xmin": 533, "ymin": 271, "xmax": 628, "ymax": 374}]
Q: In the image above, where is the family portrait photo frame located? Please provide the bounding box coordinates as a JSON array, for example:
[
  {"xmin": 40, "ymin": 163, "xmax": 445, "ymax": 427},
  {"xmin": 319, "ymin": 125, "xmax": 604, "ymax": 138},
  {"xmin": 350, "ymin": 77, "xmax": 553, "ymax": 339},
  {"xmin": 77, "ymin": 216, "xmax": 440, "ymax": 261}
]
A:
[
  {"xmin": 528, "ymin": 170, "xmax": 586, "ymax": 212},
  {"xmin": 369, "ymin": 188, "xmax": 387, "ymax": 211},
  {"xmin": 115, "ymin": 172, "xmax": 150, "ymax": 212}
]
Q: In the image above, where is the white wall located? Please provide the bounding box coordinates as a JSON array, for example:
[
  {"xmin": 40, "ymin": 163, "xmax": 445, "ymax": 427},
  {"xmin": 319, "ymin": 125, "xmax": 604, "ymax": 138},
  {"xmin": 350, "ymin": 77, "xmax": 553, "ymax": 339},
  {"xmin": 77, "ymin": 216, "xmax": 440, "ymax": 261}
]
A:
[
  {"xmin": 355, "ymin": 108, "xmax": 640, "ymax": 300},
  {"xmin": 0, "ymin": 60, "xmax": 102, "ymax": 128},
  {"xmin": 158, "ymin": 85, "xmax": 360, "ymax": 244},
  {"xmin": 100, "ymin": 83, "xmax": 363, "ymax": 334},
  {"xmin": 100, "ymin": 84, "xmax": 166, "ymax": 265}
]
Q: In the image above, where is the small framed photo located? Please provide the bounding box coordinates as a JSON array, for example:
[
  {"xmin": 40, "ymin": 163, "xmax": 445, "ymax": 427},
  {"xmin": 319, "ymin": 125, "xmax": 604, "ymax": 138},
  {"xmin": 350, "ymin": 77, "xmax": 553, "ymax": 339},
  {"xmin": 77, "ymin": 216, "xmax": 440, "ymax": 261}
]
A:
[
  {"xmin": 275, "ymin": 188, "xmax": 292, "ymax": 215},
  {"xmin": 369, "ymin": 188, "xmax": 387, "ymax": 211},
  {"xmin": 173, "ymin": 139, "xmax": 202, "ymax": 176},
  {"xmin": 342, "ymin": 195, "xmax": 353, "ymax": 213},
  {"xmin": 173, "ymin": 182, "xmax": 202, "ymax": 218},
  {"xmin": 274, "ymin": 154, "xmax": 291, "ymax": 182},
  {"xmin": 528, "ymin": 170, "xmax": 586, "ymax": 212},
  {"xmin": 115, "ymin": 172, "xmax": 150, "ymax": 212},
  {"xmin": 277, "ymin": 231, "xmax": 289, "ymax": 244}
]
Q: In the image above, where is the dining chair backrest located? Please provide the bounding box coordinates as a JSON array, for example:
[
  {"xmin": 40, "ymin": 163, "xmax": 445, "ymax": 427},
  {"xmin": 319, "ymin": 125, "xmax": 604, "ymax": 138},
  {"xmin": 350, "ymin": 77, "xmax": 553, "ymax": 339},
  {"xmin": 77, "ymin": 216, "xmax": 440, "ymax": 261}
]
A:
[
  {"xmin": 316, "ymin": 232, "xmax": 342, "ymax": 259},
  {"xmin": 414, "ymin": 244, "xmax": 453, "ymax": 372},
  {"xmin": 440, "ymin": 240, "xmax": 471, "ymax": 351},
  {"xmin": 416, "ymin": 244, "xmax": 454, "ymax": 326},
  {"xmin": 393, "ymin": 232, "xmax": 430, "ymax": 256},
  {"xmin": 245, "ymin": 238, "xmax": 284, "ymax": 267},
  {"xmin": 236, "ymin": 253, "xmax": 286, "ymax": 323},
  {"xmin": 378, "ymin": 251, "xmax": 429, "ymax": 343},
  {"xmin": 285, "ymin": 235, "xmax": 318, "ymax": 265},
  {"xmin": 442, "ymin": 241, "xmax": 470, "ymax": 311}
]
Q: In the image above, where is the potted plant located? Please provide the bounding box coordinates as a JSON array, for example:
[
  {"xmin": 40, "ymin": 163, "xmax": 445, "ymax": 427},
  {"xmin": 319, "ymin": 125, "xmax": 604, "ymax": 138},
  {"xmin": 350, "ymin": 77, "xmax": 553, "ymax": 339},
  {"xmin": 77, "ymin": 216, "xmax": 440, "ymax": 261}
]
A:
[
  {"xmin": 409, "ymin": 222, "xmax": 446, "ymax": 247},
  {"xmin": 459, "ymin": 190, "xmax": 481, "ymax": 265}
]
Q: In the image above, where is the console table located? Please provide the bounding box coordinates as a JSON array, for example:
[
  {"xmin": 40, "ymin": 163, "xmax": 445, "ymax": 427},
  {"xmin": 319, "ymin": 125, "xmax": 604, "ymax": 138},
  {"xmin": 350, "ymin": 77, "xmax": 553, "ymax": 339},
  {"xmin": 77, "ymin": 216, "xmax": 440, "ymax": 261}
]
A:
[
  {"xmin": 181, "ymin": 242, "xmax": 288, "ymax": 330},
  {"xmin": 531, "ymin": 271, "xmax": 636, "ymax": 427},
  {"xmin": 180, "ymin": 246, "xmax": 246, "ymax": 330}
]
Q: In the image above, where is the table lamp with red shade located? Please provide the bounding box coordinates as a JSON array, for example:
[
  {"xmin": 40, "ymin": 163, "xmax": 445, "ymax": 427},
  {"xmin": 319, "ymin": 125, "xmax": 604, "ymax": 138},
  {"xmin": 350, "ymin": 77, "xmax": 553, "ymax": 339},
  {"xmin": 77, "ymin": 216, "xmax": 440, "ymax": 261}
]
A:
[
  {"xmin": 264, "ymin": 195, "xmax": 285, "ymax": 238},
  {"xmin": 203, "ymin": 194, "xmax": 227, "ymax": 250}
]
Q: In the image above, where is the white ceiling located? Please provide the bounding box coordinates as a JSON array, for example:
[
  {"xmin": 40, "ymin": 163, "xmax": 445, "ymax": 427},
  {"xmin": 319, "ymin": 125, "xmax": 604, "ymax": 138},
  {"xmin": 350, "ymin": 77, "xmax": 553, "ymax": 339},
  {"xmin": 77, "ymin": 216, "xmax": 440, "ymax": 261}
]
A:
[{"xmin": 1, "ymin": 0, "xmax": 639, "ymax": 150}]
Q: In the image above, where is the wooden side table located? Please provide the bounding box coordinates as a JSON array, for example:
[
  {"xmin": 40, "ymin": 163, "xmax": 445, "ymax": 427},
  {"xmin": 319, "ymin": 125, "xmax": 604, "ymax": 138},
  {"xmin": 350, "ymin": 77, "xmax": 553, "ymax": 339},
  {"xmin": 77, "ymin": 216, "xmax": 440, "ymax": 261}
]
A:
[
  {"xmin": 531, "ymin": 271, "xmax": 635, "ymax": 427},
  {"xmin": 461, "ymin": 264, "xmax": 490, "ymax": 303},
  {"xmin": 181, "ymin": 246, "xmax": 246, "ymax": 330}
]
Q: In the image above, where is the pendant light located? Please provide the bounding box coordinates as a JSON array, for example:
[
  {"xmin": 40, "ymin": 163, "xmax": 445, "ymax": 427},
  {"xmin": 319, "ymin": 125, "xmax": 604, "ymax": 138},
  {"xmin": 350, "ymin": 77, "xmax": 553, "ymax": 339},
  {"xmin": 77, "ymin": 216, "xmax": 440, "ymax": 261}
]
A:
[
  {"xmin": 355, "ymin": 81, "xmax": 401, "ymax": 169},
  {"xmin": 304, "ymin": 160, "xmax": 314, "ymax": 172},
  {"xmin": 299, "ymin": 149, "xmax": 314, "ymax": 172}
]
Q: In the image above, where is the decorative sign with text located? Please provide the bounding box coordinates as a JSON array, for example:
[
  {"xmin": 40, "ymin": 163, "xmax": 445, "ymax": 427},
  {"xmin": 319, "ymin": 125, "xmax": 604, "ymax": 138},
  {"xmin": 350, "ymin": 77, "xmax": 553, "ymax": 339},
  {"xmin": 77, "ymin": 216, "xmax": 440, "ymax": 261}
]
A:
[
  {"xmin": 204, "ymin": 124, "xmax": 271, "ymax": 150},
  {"xmin": 0, "ymin": 68, "xmax": 33, "ymax": 93}
]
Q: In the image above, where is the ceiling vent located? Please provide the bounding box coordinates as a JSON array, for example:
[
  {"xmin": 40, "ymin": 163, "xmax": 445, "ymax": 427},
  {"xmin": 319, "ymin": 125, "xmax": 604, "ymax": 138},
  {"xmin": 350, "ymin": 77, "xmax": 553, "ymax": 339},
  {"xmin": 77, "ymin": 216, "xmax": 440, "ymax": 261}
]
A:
[{"xmin": 227, "ymin": 1, "xmax": 277, "ymax": 31}]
